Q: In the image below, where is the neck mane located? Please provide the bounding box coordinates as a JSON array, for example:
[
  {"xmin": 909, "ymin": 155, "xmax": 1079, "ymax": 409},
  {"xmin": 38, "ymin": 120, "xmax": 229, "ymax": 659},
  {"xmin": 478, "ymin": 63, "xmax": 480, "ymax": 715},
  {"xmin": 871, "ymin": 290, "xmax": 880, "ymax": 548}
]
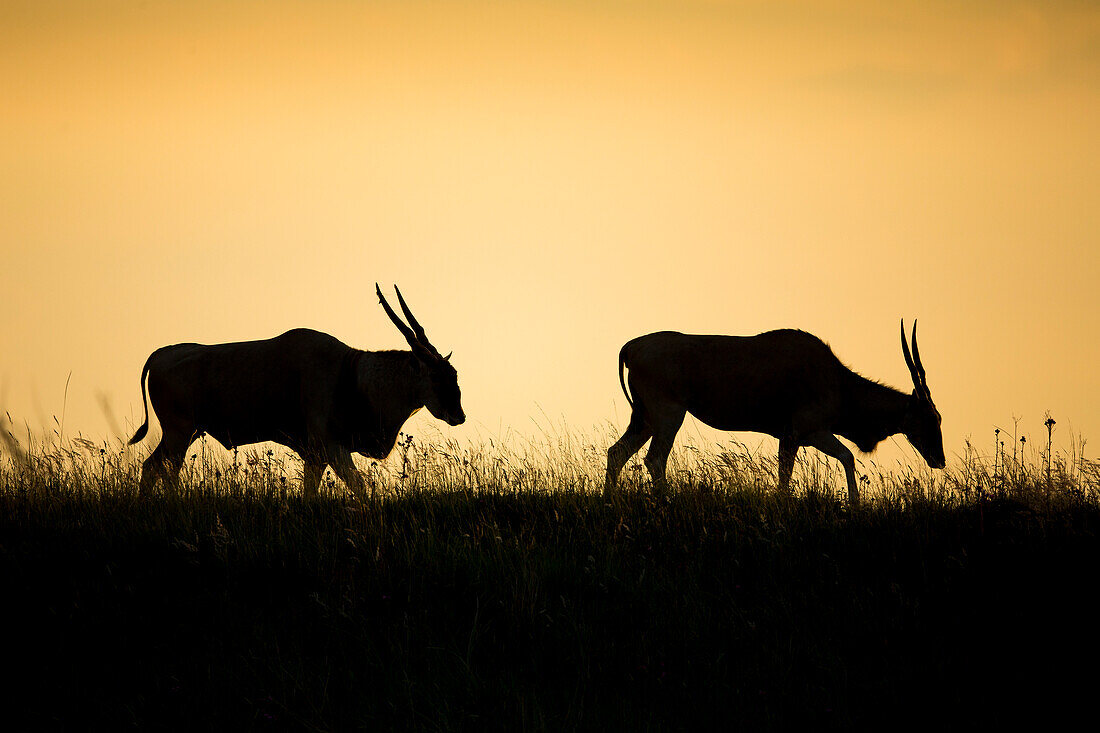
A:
[
  {"xmin": 344, "ymin": 350, "xmax": 424, "ymax": 457},
  {"xmin": 357, "ymin": 349, "xmax": 422, "ymax": 406},
  {"xmin": 837, "ymin": 371, "xmax": 911, "ymax": 453}
]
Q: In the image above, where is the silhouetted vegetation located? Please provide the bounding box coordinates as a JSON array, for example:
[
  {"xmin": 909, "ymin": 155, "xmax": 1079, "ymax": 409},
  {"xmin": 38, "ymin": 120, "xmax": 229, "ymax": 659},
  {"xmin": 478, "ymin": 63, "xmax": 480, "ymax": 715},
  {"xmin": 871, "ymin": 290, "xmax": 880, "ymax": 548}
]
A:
[{"xmin": 2, "ymin": 432, "xmax": 1099, "ymax": 731}]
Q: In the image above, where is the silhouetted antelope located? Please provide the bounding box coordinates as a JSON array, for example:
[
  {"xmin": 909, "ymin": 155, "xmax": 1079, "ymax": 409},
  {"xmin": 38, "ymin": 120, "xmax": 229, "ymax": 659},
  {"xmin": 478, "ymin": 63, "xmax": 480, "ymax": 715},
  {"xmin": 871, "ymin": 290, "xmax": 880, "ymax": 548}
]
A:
[
  {"xmin": 129, "ymin": 284, "xmax": 464, "ymax": 498},
  {"xmin": 605, "ymin": 321, "xmax": 944, "ymax": 503}
]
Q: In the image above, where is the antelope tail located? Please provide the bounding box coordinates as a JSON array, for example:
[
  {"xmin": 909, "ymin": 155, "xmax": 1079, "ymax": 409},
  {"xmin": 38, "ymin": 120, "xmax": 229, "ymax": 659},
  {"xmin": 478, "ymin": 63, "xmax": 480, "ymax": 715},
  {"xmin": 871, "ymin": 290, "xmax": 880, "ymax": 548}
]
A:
[
  {"xmin": 128, "ymin": 354, "xmax": 154, "ymax": 445},
  {"xmin": 618, "ymin": 344, "xmax": 633, "ymax": 408}
]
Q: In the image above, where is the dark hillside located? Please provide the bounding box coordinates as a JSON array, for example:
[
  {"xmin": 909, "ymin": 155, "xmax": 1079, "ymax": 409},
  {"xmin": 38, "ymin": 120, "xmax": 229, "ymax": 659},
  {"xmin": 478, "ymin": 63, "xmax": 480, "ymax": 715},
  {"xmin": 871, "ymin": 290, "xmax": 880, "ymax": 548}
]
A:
[{"xmin": 3, "ymin": 473, "xmax": 1099, "ymax": 731}]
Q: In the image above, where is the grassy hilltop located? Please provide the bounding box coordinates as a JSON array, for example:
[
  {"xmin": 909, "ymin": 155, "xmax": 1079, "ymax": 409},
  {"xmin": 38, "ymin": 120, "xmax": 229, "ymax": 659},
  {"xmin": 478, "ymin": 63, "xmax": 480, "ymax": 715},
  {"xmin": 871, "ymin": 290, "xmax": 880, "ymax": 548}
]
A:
[{"xmin": 2, "ymin": 433, "xmax": 1099, "ymax": 731}]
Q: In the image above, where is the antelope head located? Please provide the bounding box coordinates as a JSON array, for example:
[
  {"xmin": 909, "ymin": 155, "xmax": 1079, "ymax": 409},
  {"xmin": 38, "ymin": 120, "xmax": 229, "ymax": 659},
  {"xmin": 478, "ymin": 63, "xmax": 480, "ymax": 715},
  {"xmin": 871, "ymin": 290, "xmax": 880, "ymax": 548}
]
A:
[
  {"xmin": 900, "ymin": 319, "xmax": 945, "ymax": 469},
  {"xmin": 376, "ymin": 284, "xmax": 465, "ymax": 426}
]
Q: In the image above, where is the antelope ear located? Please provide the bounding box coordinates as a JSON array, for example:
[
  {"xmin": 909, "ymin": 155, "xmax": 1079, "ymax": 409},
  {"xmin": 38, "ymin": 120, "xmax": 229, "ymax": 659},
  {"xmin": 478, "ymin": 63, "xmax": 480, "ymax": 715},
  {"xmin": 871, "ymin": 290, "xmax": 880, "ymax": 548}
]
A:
[{"xmin": 911, "ymin": 387, "xmax": 933, "ymax": 408}]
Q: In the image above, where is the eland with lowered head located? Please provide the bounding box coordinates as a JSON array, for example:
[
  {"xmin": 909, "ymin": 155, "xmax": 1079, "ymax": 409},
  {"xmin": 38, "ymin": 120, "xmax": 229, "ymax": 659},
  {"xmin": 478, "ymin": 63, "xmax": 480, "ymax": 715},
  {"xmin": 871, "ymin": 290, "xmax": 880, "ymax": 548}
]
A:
[{"xmin": 605, "ymin": 321, "xmax": 944, "ymax": 503}]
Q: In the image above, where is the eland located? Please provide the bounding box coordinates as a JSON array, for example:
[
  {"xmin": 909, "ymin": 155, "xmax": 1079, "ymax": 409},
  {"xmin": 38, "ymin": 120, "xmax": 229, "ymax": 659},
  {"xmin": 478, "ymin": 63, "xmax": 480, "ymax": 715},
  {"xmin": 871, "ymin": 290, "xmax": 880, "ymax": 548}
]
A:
[
  {"xmin": 128, "ymin": 284, "xmax": 464, "ymax": 497},
  {"xmin": 605, "ymin": 321, "xmax": 944, "ymax": 503}
]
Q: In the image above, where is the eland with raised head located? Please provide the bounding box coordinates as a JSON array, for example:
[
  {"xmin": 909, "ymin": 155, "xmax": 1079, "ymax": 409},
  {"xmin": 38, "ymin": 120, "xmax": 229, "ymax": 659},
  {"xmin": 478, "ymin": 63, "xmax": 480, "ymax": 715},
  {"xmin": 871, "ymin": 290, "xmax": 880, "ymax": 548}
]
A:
[{"xmin": 129, "ymin": 284, "xmax": 464, "ymax": 497}]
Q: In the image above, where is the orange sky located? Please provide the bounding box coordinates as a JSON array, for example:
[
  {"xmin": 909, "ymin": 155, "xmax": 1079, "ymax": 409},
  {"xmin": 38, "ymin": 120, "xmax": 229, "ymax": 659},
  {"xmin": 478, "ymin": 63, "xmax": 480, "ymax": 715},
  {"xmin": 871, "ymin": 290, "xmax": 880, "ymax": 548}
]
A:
[{"xmin": 2, "ymin": 1, "xmax": 1099, "ymax": 469}]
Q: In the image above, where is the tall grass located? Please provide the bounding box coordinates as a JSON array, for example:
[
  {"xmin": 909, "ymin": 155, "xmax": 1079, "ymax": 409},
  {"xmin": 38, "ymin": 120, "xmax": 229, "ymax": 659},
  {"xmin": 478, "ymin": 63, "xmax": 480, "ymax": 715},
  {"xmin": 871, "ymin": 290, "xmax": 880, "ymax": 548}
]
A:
[
  {"xmin": 2, "ymin": 426, "xmax": 1099, "ymax": 730},
  {"xmin": 7, "ymin": 416, "xmax": 1096, "ymax": 502}
]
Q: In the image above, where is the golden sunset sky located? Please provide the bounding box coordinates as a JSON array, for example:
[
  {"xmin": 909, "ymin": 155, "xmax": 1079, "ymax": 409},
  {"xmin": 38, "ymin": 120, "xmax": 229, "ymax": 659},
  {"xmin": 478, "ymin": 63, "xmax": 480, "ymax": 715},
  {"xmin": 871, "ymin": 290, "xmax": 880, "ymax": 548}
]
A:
[{"xmin": 2, "ymin": 1, "xmax": 1098, "ymax": 468}]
